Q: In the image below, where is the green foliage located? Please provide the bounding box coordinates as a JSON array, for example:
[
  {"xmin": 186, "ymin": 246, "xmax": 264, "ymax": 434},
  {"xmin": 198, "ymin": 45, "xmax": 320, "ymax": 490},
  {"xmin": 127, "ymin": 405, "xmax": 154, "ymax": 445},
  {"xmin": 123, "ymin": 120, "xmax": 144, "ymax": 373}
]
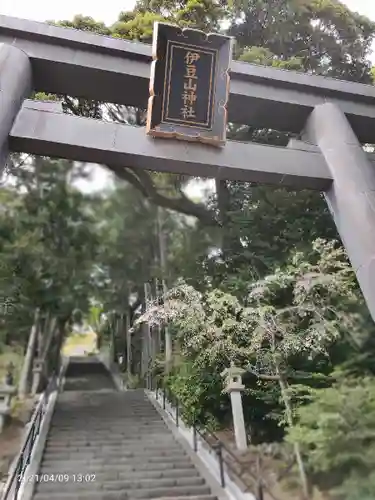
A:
[
  {"xmin": 239, "ymin": 46, "xmax": 304, "ymax": 71},
  {"xmin": 210, "ymin": 184, "xmax": 339, "ymax": 293},
  {"xmin": 87, "ymin": 304, "xmax": 104, "ymax": 332},
  {"xmin": 0, "ymin": 157, "xmax": 99, "ymax": 348},
  {"xmin": 139, "ymin": 238, "xmax": 371, "ymax": 451},
  {"xmin": 336, "ymin": 471, "xmax": 375, "ymax": 500},
  {"xmin": 287, "ymin": 374, "xmax": 375, "ymax": 498},
  {"xmin": 126, "ymin": 373, "xmax": 143, "ymax": 389},
  {"xmin": 166, "ymin": 360, "xmax": 229, "ymax": 429},
  {"xmin": 229, "ymin": 0, "xmax": 375, "ymax": 82},
  {"xmin": 112, "ymin": 11, "xmax": 166, "ymax": 42},
  {"xmin": 135, "ymin": 0, "xmax": 225, "ymax": 31},
  {"xmin": 54, "ymin": 15, "xmax": 111, "ymax": 35},
  {"xmin": 142, "ymin": 239, "xmax": 361, "ymax": 366}
]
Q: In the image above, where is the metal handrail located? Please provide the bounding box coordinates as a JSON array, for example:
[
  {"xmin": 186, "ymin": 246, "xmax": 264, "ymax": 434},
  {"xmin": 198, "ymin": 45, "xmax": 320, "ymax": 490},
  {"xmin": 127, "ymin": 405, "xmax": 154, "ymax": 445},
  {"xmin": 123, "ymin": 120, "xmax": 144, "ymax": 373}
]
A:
[
  {"xmin": 151, "ymin": 377, "xmax": 254, "ymax": 495},
  {"xmin": 1, "ymin": 366, "xmax": 62, "ymax": 500}
]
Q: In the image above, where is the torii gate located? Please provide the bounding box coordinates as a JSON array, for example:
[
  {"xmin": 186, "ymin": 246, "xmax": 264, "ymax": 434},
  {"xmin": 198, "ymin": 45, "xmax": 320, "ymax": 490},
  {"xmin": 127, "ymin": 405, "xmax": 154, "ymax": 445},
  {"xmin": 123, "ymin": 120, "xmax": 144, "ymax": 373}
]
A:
[{"xmin": 0, "ymin": 15, "xmax": 375, "ymax": 321}]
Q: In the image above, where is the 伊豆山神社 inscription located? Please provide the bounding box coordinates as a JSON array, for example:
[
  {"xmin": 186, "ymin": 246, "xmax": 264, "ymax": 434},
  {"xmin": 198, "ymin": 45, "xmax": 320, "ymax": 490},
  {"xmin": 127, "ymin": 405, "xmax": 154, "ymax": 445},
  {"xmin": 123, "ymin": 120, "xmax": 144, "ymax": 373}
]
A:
[
  {"xmin": 146, "ymin": 22, "xmax": 233, "ymax": 146},
  {"xmin": 162, "ymin": 43, "xmax": 216, "ymax": 129}
]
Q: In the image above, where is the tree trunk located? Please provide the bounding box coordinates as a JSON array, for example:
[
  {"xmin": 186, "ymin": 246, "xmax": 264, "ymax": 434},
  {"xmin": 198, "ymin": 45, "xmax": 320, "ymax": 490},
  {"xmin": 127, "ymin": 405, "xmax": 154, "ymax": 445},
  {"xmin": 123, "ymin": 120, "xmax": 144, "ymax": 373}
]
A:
[
  {"xmin": 52, "ymin": 321, "xmax": 66, "ymax": 375},
  {"xmin": 36, "ymin": 311, "xmax": 49, "ymax": 358},
  {"xmin": 45, "ymin": 319, "xmax": 66, "ymax": 383},
  {"xmin": 275, "ymin": 363, "xmax": 310, "ymax": 499},
  {"xmin": 215, "ymin": 178, "xmax": 231, "ymax": 256},
  {"xmin": 157, "ymin": 208, "xmax": 172, "ymax": 370},
  {"xmin": 35, "ymin": 316, "xmax": 58, "ymax": 390},
  {"xmin": 18, "ymin": 309, "xmax": 40, "ymax": 399},
  {"xmin": 126, "ymin": 312, "xmax": 132, "ymax": 380},
  {"xmin": 109, "ymin": 316, "xmax": 117, "ymax": 366},
  {"xmin": 41, "ymin": 317, "xmax": 57, "ymax": 360}
]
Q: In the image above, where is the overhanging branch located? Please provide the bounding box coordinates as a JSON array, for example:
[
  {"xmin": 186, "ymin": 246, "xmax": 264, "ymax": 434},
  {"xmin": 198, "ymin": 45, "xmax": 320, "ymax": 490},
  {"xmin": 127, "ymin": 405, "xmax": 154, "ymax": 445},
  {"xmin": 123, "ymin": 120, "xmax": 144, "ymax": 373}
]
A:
[{"xmin": 106, "ymin": 164, "xmax": 218, "ymax": 226}]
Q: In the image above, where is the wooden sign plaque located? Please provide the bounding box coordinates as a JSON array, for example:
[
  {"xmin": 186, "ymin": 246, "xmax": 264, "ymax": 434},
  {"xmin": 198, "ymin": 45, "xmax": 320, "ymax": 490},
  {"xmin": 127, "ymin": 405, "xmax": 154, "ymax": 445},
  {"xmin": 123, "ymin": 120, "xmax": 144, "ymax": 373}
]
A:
[{"xmin": 146, "ymin": 22, "xmax": 233, "ymax": 147}]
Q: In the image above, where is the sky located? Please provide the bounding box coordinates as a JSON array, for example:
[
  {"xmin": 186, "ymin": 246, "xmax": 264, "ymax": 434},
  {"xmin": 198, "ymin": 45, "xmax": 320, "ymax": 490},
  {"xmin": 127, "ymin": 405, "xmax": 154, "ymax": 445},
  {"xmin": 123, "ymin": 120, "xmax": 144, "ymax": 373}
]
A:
[
  {"xmin": 1, "ymin": 0, "xmax": 375, "ymax": 33},
  {"xmin": 1, "ymin": 0, "xmax": 375, "ymax": 196},
  {"xmin": 0, "ymin": 1, "xmax": 136, "ymax": 26}
]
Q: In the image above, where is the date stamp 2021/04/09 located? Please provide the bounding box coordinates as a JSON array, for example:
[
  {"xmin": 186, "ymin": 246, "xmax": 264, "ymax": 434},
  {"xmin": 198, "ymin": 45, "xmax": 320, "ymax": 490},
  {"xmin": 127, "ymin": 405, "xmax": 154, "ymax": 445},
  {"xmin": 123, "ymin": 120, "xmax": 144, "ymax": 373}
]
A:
[{"xmin": 21, "ymin": 474, "xmax": 96, "ymax": 483}]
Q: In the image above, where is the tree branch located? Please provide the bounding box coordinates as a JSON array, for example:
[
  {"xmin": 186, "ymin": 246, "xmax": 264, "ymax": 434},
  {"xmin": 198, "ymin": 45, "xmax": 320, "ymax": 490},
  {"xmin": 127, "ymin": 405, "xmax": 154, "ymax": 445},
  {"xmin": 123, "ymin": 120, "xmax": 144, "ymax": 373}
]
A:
[
  {"xmin": 248, "ymin": 368, "xmax": 334, "ymax": 383},
  {"xmin": 249, "ymin": 370, "xmax": 281, "ymax": 381},
  {"xmin": 106, "ymin": 165, "xmax": 218, "ymax": 226},
  {"xmin": 106, "ymin": 165, "xmax": 149, "ymax": 197},
  {"xmin": 60, "ymin": 95, "xmax": 217, "ymax": 225}
]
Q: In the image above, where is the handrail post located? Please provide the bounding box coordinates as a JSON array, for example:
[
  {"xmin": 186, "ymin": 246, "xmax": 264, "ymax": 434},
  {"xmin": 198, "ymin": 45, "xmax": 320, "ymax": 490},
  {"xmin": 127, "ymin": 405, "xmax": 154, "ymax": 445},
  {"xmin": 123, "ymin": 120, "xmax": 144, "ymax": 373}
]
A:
[
  {"xmin": 163, "ymin": 387, "xmax": 166, "ymax": 410},
  {"xmin": 213, "ymin": 442, "xmax": 225, "ymax": 487},
  {"xmin": 193, "ymin": 425, "xmax": 198, "ymax": 452},
  {"xmin": 257, "ymin": 482, "xmax": 264, "ymax": 500},
  {"xmin": 26, "ymin": 429, "xmax": 34, "ymax": 467},
  {"xmin": 15, "ymin": 453, "xmax": 23, "ymax": 499},
  {"xmin": 175, "ymin": 400, "xmax": 179, "ymax": 427},
  {"xmin": 256, "ymin": 453, "xmax": 264, "ymax": 500}
]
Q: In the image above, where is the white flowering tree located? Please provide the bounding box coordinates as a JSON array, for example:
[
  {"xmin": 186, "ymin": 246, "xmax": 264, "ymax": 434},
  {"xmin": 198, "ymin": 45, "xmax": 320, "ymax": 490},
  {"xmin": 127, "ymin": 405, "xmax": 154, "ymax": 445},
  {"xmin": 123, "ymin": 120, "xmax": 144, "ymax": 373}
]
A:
[{"xmin": 137, "ymin": 239, "xmax": 364, "ymax": 497}]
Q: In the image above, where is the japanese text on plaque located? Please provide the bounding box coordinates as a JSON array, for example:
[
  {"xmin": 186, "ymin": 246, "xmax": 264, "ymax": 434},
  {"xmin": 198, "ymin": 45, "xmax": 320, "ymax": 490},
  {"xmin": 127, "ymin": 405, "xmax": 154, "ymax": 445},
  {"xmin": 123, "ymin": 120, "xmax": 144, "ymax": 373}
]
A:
[{"xmin": 181, "ymin": 51, "xmax": 200, "ymax": 120}]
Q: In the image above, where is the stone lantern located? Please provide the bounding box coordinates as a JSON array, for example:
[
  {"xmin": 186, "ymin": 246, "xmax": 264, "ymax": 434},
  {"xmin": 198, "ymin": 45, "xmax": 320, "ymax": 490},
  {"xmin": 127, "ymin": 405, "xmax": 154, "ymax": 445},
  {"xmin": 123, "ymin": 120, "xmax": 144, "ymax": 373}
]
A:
[
  {"xmin": 221, "ymin": 362, "xmax": 247, "ymax": 451},
  {"xmin": 0, "ymin": 385, "xmax": 16, "ymax": 433},
  {"xmin": 32, "ymin": 358, "xmax": 45, "ymax": 395}
]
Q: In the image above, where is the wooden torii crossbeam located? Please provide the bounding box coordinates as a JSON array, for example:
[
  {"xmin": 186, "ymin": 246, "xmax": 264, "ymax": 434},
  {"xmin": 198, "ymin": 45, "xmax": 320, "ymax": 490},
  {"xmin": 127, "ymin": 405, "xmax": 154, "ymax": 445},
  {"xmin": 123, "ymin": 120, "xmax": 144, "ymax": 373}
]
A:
[{"xmin": 0, "ymin": 15, "xmax": 375, "ymax": 321}]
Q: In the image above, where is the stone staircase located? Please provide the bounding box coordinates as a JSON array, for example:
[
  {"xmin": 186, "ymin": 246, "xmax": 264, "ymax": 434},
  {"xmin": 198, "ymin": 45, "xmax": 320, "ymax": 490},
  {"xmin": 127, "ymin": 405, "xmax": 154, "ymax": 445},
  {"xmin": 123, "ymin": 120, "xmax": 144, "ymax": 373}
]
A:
[
  {"xmin": 62, "ymin": 356, "xmax": 116, "ymax": 392},
  {"xmin": 31, "ymin": 357, "xmax": 223, "ymax": 500}
]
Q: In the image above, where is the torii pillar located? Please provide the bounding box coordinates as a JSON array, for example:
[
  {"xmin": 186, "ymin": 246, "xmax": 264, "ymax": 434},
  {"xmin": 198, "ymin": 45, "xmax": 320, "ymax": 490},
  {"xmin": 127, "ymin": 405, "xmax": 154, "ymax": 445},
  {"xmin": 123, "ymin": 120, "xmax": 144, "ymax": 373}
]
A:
[
  {"xmin": 303, "ymin": 103, "xmax": 375, "ymax": 322},
  {"xmin": 0, "ymin": 44, "xmax": 32, "ymax": 171}
]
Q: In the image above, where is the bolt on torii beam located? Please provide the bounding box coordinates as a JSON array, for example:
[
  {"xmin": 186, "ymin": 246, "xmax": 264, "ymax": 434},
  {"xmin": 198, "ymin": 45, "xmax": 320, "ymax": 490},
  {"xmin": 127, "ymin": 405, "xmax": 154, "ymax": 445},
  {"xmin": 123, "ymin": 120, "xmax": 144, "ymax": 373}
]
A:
[{"xmin": 0, "ymin": 15, "xmax": 375, "ymax": 321}]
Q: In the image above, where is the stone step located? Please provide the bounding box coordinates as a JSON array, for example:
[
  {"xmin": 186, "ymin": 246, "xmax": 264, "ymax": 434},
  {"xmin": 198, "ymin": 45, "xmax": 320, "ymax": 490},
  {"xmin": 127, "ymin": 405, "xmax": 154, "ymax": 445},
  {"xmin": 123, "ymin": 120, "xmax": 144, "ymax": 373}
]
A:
[
  {"xmin": 51, "ymin": 416, "xmax": 160, "ymax": 420},
  {"xmin": 34, "ymin": 493, "xmax": 216, "ymax": 500},
  {"xmin": 40, "ymin": 461, "xmax": 195, "ymax": 474},
  {"xmin": 50, "ymin": 421, "xmax": 161, "ymax": 425},
  {"xmin": 36, "ymin": 468, "xmax": 199, "ymax": 482},
  {"xmin": 42, "ymin": 449, "xmax": 187, "ymax": 460},
  {"xmin": 52, "ymin": 408, "xmax": 158, "ymax": 411},
  {"xmin": 44, "ymin": 443, "xmax": 180, "ymax": 452},
  {"xmin": 49, "ymin": 428, "xmax": 167, "ymax": 433},
  {"xmin": 51, "ymin": 423, "xmax": 165, "ymax": 426},
  {"xmin": 51, "ymin": 414, "xmax": 162, "ymax": 419},
  {"xmin": 46, "ymin": 435, "xmax": 170, "ymax": 442},
  {"xmin": 53, "ymin": 408, "xmax": 157, "ymax": 411},
  {"xmin": 49, "ymin": 427, "xmax": 167, "ymax": 432},
  {"xmin": 51, "ymin": 415, "xmax": 160, "ymax": 419},
  {"xmin": 36, "ymin": 476, "xmax": 205, "ymax": 492},
  {"xmin": 47, "ymin": 431, "xmax": 168, "ymax": 437},
  {"xmin": 54, "ymin": 407, "xmax": 153, "ymax": 410},
  {"xmin": 54, "ymin": 405, "xmax": 156, "ymax": 408},
  {"xmin": 53, "ymin": 408, "xmax": 158, "ymax": 410},
  {"xmin": 43, "ymin": 447, "xmax": 182, "ymax": 456},
  {"xmin": 40, "ymin": 457, "xmax": 194, "ymax": 469},
  {"xmin": 45, "ymin": 438, "xmax": 177, "ymax": 447},
  {"xmin": 40, "ymin": 461, "xmax": 193, "ymax": 471},
  {"xmin": 54, "ymin": 404, "xmax": 155, "ymax": 407},
  {"xmin": 45, "ymin": 439, "xmax": 181, "ymax": 453},
  {"xmin": 52, "ymin": 417, "xmax": 163, "ymax": 420},
  {"xmin": 53, "ymin": 408, "xmax": 157, "ymax": 410},
  {"xmin": 49, "ymin": 425, "xmax": 167, "ymax": 430},
  {"xmin": 33, "ymin": 485, "xmax": 212, "ymax": 499},
  {"xmin": 52, "ymin": 409, "xmax": 158, "ymax": 413},
  {"xmin": 48, "ymin": 429, "xmax": 167, "ymax": 437}
]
